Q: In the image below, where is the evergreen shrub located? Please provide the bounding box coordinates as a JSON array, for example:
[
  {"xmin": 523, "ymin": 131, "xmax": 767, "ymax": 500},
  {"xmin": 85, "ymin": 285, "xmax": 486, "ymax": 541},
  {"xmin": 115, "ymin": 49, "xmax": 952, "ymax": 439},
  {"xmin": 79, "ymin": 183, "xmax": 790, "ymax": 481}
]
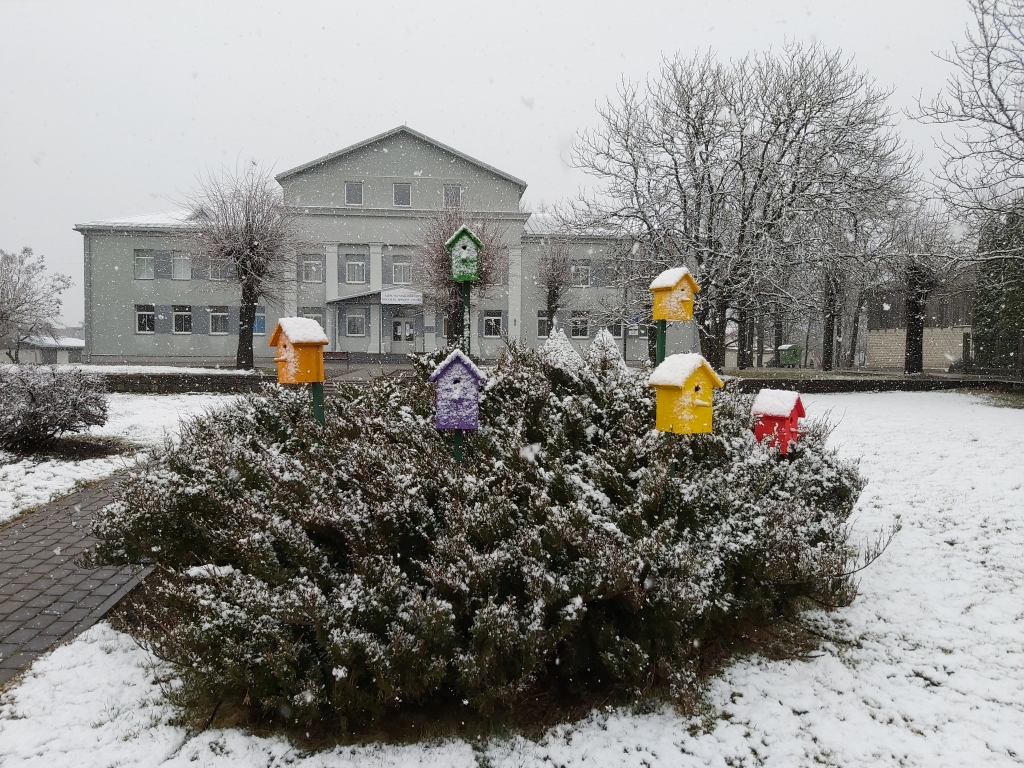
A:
[
  {"xmin": 0, "ymin": 365, "xmax": 108, "ymax": 451},
  {"xmin": 94, "ymin": 337, "xmax": 863, "ymax": 734}
]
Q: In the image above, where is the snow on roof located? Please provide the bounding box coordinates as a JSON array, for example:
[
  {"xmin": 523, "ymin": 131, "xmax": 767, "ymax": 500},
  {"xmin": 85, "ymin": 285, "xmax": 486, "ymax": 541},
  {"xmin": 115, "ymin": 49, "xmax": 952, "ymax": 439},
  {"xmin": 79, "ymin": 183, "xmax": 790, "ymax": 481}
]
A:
[
  {"xmin": 648, "ymin": 353, "xmax": 722, "ymax": 388},
  {"xmin": 273, "ymin": 317, "xmax": 329, "ymax": 345},
  {"xmin": 74, "ymin": 210, "xmax": 195, "ymax": 231},
  {"xmin": 523, "ymin": 213, "xmax": 623, "ymax": 239},
  {"xmin": 752, "ymin": 389, "xmax": 804, "ymax": 418},
  {"xmin": 23, "ymin": 336, "xmax": 85, "ymax": 349},
  {"xmin": 539, "ymin": 329, "xmax": 585, "ymax": 373},
  {"xmin": 429, "ymin": 349, "xmax": 486, "ymax": 383},
  {"xmin": 649, "ymin": 267, "xmax": 695, "ymax": 291},
  {"xmin": 444, "ymin": 226, "xmax": 482, "ymax": 251}
]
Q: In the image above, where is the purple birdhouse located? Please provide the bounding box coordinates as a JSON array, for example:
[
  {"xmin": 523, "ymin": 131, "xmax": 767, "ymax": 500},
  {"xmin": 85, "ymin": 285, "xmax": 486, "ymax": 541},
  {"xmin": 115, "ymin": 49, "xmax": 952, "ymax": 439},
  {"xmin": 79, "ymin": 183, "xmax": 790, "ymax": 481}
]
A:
[{"xmin": 429, "ymin": 349, "xmax": 486, "ymax": 430}]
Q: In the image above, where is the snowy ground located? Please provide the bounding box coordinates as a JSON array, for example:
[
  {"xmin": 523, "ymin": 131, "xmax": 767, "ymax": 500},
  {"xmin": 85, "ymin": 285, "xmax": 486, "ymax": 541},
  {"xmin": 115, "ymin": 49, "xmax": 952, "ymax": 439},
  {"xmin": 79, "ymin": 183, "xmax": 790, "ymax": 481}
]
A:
[
  {"xmin": 0, "ymin": 393, "xmax": 233, "ymax": 524},
  {"xmin": 1, "ymin": 391, "xmax": 1022, "ymax": 767}
]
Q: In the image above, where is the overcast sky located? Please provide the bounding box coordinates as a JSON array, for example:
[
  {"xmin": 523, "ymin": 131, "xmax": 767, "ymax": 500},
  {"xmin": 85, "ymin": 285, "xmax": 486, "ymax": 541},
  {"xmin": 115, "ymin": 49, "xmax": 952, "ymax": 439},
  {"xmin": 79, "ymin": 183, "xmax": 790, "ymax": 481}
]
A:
[{"xmin": 1, "ymin": 0, "xmax": 973, "ymax": 324}]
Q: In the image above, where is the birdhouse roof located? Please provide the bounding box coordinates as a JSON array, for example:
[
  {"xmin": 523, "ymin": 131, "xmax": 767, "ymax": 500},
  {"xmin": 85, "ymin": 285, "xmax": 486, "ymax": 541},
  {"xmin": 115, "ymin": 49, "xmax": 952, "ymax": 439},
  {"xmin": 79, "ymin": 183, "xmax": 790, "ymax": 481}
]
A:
[
  {"xmin": 444, "ymin": 226, "xmax": 483, "ymax": 252},
  {"xmin": 649, "ymin": 267, "xmax": 700, "ymax": 294},
  {"xmin": 268, "ymin": 317, "xmax": 329, "ymax": 347},
  {"xmin": 648, "ymin": 353, "xmax": 724, "ymax": 389},
  {"xmin": 751, "ymin": 389, "xmax": 805, "ymax": 418},
  {"xmin": 429, "ymin": 349, "xmax": 486, "ymax": 383}
]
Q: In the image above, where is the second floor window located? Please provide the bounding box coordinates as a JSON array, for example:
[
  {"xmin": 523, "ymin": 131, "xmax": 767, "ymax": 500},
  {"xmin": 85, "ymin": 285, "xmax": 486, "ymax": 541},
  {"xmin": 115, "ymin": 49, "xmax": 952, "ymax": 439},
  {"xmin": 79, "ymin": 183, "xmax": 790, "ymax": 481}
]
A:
[
  {"xmin": 302, "ymin": 256, "xmax": 323, "ymax": 283},
  {"xmin": 134, "ymin": 251, "xmax": 154, "ymax": 280},
  {"xmin": 135, "ymin": 304, "xmax": 155, "ymax": 334},
  {"xmin": 209, "ymin": 259, "xmax": 229, "ymax": 281},
  {"xmin": 443, "ymin": 184, "xmax": 461, "ymax": 208},
  {"xmin": 570, "ymin": 262, "xmax": 591, "ymax": 287},
  {"xmin": 345, "ymin": 181, "xmax": 363, "ymax": 205},
  {"xmin": 393, "ymin": 260, "xmax": 412, "ymax": 285},
  {"xmin": 393, "ymin": 183, "xmax": 411, "ymax": 207},
  {"xmin": 173, "ymin": 305, "xmax": 192, "ymax": 334},
  {"xmin": 209, "ymin": 306, "xmax": 229, "ymax": 334},
  {"xmin": 346, "ymin": 255, "xmax": 366, "ymax": 283},
  {"xmin": 171, "ymin": 253, "xmax": 191, "ymax": 280}
]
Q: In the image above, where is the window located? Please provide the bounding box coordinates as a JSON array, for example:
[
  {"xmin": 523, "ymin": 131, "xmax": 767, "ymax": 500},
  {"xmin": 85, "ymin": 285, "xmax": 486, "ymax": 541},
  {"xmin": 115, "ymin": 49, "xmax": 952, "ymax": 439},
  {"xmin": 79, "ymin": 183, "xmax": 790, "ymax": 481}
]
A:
[
  {"xmin": 346, "ymin": 313, "xmax": 366, "ymax": 336},
  {"xmin": 609, "ymin": 321, "xmax": 623, "ymax": 339},
  {"xmin": 209, "ymin": 259, "xmax": 229, "ymax": 281},
  {"xmin": 443, "ymin": 184, "xmax": 461, "ymax": 208},
  {"xmin": 135, "ymin": 304, "xmax": 155, "ymax": 334},
  {"xmin": 345, "ymin": 254, "xmax": 366, "ymax": 284},
  {"xmin": 209, "ymin": 306, "xmax": 229, "ymax": 335},
  {"xmin": 393, "ymin": 183, "xmax": 411, "ymax": 207},
  {"xmin": 345, "ymin": 181, "xmax": 363, "ymax": 205},
  {"xmin": 301, "ymin": 306, "xmax": 323, "ymax": 327},
  {"xmin": 301, "ymin": 255, "xmax": 323, "ymax": 283},
  {"xmin": 483, "ymin": 310, "xmax": 503, "ymax": 338},
  {"xmin": 171, "ymin": 252, "xmax": 191, "ymax": 280},
  {"xmin": 134, "ymin": 251, "xmax": 154, "ymax": 280},
  {"xmin": 172, "ymin": 305, "xmax": 192, "ymax": 334},
  {"xmin": 42, "ymin": 349, "xmax": 58, "ymax": 364},
  {"xmin": 570, "ymin": 262, "xmax": 591, "ymax": 287},
  {"xmin": 393, "ymin": 259, "xmax": 412, "ymax": 285},
  {"xmin": 570, "ymin": 311, "xmax": 589, "ymax": 339},
  {"xmin": 441, "ymin": 316, "xmax": 451, "ymax": 338},
  {"xmin": 537, "ymin": 310, "xmax": 550, "ymax": 338},
  {"xmin": 254, "ymin": 311, "xmax": 266, "ymax": 335}
]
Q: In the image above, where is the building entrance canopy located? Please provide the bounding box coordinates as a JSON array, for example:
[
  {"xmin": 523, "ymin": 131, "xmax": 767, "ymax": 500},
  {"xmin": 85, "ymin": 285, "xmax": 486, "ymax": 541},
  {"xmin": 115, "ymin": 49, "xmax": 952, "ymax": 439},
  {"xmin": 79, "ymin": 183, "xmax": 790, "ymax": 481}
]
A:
[{"xmin": 327, "ymin": 287, "xmax": 423, "ymax": 306}]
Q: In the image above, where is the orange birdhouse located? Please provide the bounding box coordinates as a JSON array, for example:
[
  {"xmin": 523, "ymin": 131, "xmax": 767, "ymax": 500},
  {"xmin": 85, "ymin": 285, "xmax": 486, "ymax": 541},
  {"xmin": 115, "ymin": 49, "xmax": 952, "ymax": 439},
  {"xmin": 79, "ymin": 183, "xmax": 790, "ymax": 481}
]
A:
[
  {"xmin": 268, "ymin": 317, "xmax": 329, "ymax": 384},
  {"xmin": 751, "ymin": 389, "xmax": 805, "ymax": 455},
  {"xmin": 649, "ymin": 267, "xmax": 700, "ymax": 322},
  {"xmin": 648, "ymin": 353, "xmax": 724, "ymax": 434}
]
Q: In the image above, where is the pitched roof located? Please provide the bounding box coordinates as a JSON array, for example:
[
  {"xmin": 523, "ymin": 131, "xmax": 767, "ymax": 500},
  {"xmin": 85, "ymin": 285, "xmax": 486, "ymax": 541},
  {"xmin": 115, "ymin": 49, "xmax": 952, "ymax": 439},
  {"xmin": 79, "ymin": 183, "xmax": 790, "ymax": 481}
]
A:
[
  {"xmin": 268, "ymin": 317, "xmax": 329, "ymax": 346},
  {"xmin": 429, "ymin": 349, "xmax": 486, "ymax": 383},
  {"xmin": 751, "ymin": 389, "xmax": 805, "ymax": 418},
  {"xmin": 275, "ymin": 126, "xmax": 527, "ymax": 191},
  {"xmin": 649, "ymin": 266, "xmax": 699, "ymax": 293},
  {"xmin": 74, "ymin": 210, "xmax": 195, "ymax": 232},
  {"xmin": 648, "ymin": 353, "xmax": 724, "ymax": 389}
]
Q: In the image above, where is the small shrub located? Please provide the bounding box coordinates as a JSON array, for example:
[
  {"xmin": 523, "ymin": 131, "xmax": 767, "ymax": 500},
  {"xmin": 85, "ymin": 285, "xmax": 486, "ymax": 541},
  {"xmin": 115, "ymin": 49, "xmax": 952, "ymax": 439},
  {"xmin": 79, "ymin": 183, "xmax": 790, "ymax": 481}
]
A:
[
  {"xmin": 94, "ymin": 341, "xmax": 863, "ymax": 736},
  {"xmin": 0, "ymin": 365, "xmax": 108, "ymax": 451}
]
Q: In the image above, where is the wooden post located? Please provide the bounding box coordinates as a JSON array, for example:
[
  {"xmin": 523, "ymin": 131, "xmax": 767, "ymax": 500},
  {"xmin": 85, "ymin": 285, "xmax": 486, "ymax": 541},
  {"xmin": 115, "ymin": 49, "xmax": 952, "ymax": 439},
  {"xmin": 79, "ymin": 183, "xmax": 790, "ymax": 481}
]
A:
[
  {"xmin": 656, "ymin": 320, "xmax": 667, "ymax": 365},
  {"xmin": 311, "ymin": 382, "xmax": 325, "ymax": 425},
  {"xmin": 462, "ymin": 281, "xmax": 471, "ymax": 357},
  {"xmin": 454, "ymin": 428, "xmax": 464, "ymax": 463}
]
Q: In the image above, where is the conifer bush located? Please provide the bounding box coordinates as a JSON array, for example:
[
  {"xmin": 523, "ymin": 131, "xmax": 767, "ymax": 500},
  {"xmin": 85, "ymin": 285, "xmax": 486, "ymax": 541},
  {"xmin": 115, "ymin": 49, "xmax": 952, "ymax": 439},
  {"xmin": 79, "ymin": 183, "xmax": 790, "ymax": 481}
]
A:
[
  {"xmin": 94, "ymin": 336, "xmax": 863, "ymax": 734},
  {"xmin": 0, "ymin": 365, "xmax": 108, "ymax": 451}
]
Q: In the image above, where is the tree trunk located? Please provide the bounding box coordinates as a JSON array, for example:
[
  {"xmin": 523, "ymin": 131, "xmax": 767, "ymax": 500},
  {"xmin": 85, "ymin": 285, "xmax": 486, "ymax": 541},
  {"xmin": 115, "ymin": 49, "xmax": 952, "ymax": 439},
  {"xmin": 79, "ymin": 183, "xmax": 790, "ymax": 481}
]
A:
[
  {"xmin": 546, "ymin": 284, "xmax": 560, "ymax": 336},
  {"xmin": 736, "ymin": 306, "xmax": 749, "ymax": 370},
  {"xmin": 822, "ymin": 282, "xmax": 837, "ymax": 372},
  {"xmin": 772, "ymin": 310, "xmax": 784, "ymax": 367},
  {"xmin": 703, "ymin": 301, "xmax": 728, "ymax": 371},
  {"xmin": 846, "ymin": 290, "xmax": 865, "ymax": 368},
  {"xmin": 236, "ymin": 281, "xmax": 258, "ymax": 370},
  {"xmin": 904, "ymin": 267, "xmax": 930, "ymax": 375},
  {"xmin": 756, "ymin": 314, "xmax": 765, "ymax": 367}
]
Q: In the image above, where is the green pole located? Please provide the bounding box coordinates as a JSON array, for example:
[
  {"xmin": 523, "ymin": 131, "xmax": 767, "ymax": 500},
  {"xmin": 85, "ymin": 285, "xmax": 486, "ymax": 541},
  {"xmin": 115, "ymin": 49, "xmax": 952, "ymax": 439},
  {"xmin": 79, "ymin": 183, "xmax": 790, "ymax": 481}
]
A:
[
  {"xmin": 462, "ymin": 281, "xmax": 471, "ymax": 357},
  {"xmin": 454, "ymin": 429, "xmax": 464, "ymax": 463},
  {"xmin": 656, "ymin": 320, "xmax": 667, "ymax": 365},
  {"xmin": 311, "ymin": 382, "xmax": 325, "ymax": 425}
]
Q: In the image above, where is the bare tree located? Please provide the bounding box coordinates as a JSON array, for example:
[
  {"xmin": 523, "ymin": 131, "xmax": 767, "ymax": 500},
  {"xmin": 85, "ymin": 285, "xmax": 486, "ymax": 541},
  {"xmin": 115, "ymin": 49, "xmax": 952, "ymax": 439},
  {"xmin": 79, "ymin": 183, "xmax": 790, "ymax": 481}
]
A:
[
  {"xmin": 0, "ymin": 248, "xmax": 72, "ymax": 363},
  {"xmin": 569, "ymin": 43, "xmax": 914, "ymax": 370},
  {"xmin": 187, "ymin": 163, "xmax": 297, "ymax": 370},
  {"xmin": 916, "ymin": 0, "xmax": 1024, "ymax": 233},
  {"xmin": 416, "ymin": 207, "xmax": 510, "ymax": 347},
  {"xmin": 536, "ymin": 233, "xmax": 574, "ymax": 333}
]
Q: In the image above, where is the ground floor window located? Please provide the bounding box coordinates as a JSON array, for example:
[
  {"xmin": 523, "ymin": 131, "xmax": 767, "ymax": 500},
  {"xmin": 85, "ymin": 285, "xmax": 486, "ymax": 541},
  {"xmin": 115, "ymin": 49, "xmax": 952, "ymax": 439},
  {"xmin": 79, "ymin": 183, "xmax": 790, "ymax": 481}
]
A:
[
  {"xmin": 608, "ymin": 321, "xmax": 623, "ymax": 338},
  {"xmin": 537, "ymin": 310, "xmax": 550, "ymax": 338},
  {"xmin": 346, "ymin": 312, "xmax": 366, "ymax": 336},
  {"xmin": 135, "ymin": 304, "xmax": 155, "ymax": 334},
  {"xmin": 483, "ymin": 310, "xmax": 503, "ymax": 338},
  {"xmin": 209, "ymin": 306, "xmax": 229, "ymax": 334},
  {"xmin": 172, "ymin": 305, "xmax": 192, "ymax": 334},
  {"xmin": 254, "ymin": 311, "xmax": 266, "ymax": 335},
  {"xmin": 570, "ymin": 311, "xmax": 589, "ymax": 339},
  {"xmin": 301, "ymin": 306, "xmax": 323, "ymax": 327}
]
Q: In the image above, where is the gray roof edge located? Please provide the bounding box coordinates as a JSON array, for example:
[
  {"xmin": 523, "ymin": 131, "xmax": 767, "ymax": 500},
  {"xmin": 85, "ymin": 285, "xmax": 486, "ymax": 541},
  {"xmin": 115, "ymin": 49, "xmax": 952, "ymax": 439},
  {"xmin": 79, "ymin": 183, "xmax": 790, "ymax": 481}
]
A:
[{"xmin": 274, "ymin": 126, "xmax": 528, "ymax": 190}]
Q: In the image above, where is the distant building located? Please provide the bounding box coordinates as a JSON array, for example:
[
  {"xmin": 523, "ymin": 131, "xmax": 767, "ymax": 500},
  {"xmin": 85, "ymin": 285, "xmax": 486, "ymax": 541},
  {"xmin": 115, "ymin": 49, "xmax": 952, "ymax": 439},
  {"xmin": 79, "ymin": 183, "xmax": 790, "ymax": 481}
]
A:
[
  {"xmin": 74, "ymin": 126, "xmax": 697, "ymax": 366},
  {"xmin": 865, "ymin": 285, "xmax": 973, "ymax": 371}
]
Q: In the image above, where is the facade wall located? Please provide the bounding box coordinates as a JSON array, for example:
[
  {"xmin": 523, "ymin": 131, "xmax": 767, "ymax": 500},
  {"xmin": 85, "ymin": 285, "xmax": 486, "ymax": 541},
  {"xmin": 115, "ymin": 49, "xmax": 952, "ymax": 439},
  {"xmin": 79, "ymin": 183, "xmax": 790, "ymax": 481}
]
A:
[{"xmin": 865, "ymin": 326, "xmax": 970, "ymax": 371}]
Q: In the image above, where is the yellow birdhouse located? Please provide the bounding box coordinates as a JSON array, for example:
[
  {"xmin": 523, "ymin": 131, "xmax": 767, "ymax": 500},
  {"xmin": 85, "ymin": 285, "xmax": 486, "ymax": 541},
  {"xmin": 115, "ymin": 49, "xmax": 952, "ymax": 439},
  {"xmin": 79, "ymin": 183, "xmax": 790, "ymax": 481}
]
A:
[
  {"xmin": 649, "ymin": 267, "xmax": 700, "ymax": 322},
  {"xmin": 648, "ymin": 353, "xmax": 724, "ymax": 434},
  {"xmin": 268, "ymin": 317, "xmax": 329, "ymax": 384}
]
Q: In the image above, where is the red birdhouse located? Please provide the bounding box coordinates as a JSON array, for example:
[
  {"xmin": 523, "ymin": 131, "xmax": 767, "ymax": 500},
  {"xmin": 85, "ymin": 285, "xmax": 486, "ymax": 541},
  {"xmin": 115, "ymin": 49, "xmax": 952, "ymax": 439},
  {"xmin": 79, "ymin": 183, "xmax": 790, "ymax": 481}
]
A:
[{"xmin": 751, "ymin": 389, "xmax": 805, "ymax": 455}]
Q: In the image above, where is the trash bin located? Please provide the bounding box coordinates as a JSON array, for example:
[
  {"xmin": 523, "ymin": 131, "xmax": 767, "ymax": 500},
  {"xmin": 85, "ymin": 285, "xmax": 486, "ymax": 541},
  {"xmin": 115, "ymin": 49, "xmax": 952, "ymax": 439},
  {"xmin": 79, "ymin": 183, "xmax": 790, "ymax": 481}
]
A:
[{"xmin": 777, "ymin": 344, "xmax": 801, "ymax": 368}]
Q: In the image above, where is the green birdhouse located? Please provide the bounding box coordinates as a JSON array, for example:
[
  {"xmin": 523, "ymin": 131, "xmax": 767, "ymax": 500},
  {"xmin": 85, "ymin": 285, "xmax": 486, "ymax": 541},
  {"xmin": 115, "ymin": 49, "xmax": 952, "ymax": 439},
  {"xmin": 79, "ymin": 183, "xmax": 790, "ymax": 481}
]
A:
[{"xmin": 445, "ymin": 225, "xmax": 482, "ymax": 282}]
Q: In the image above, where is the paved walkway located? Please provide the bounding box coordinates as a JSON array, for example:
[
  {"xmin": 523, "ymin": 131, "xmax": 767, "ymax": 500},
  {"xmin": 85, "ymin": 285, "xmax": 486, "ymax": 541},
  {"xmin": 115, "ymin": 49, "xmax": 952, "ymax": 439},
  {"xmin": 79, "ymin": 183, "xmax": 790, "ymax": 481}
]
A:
[{"xmin": 0, "ymin": 473, "xmax": 147, "ymax": 687}]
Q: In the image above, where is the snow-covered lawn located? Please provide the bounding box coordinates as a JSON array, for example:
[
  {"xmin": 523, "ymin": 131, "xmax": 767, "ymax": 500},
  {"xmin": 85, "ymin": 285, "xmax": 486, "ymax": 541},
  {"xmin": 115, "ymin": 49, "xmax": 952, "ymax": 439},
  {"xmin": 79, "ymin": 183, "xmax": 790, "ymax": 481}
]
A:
[
  {"xmin": 0, "ymin": 393, "xmax": 233, "ymax": 524},
  {"xmin": 1, "ymin": 391, "xmax": 1022, "ymax": 767}
]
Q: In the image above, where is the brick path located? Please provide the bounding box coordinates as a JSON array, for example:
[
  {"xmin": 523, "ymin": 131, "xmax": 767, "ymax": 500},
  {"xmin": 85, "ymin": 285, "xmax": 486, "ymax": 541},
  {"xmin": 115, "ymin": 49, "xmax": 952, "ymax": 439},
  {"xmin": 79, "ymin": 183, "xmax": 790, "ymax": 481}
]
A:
[{"xmin": 0, "ymin": 473, "xmax": 148, "ymax": 687}]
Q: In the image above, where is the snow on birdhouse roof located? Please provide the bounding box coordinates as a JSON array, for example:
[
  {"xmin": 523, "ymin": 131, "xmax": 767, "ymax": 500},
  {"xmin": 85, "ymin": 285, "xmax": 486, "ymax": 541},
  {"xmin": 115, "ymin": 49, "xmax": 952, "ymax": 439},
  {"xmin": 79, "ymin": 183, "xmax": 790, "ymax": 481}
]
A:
[
  {"xmin": 444, "ymin": 225, "xmax": 483, "ymax": 251},
  {"xmin": 751, "ymin": 389, "xmax": 804, "ymax": 418},
  {"xmin": 429, "ymin": 349, "xmax": 486, "ymax": 383},
  {"xmin": 269, "ymin": 317, "xmax": 328, "ymax": 346},
  {"xmin": 648, "ymin": 353, "xmax": 723, "ymax": 388},
  {"xmin": 649, "ymin": 266, "xmax": 699, "ymax": 292}
]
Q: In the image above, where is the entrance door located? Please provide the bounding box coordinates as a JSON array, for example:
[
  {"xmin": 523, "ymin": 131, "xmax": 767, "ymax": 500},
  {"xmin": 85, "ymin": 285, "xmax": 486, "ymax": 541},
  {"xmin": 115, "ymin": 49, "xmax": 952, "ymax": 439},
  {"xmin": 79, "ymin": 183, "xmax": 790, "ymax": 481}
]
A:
[{"xmin": 391, "ymin": 317, "xmax": 416, "ymax": 354}]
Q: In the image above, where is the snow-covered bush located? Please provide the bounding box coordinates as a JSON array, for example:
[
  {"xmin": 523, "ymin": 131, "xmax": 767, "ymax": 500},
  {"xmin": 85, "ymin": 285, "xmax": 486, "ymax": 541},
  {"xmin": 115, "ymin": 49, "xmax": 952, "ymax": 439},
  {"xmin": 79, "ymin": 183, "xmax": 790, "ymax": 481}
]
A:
[
  {"xmin": 94, "ymin": 341, "xmax": 863, "ymax": 734},
  {"xmin": 0, "ymin": 365, "xmax": 107, "ymax": 450}
]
